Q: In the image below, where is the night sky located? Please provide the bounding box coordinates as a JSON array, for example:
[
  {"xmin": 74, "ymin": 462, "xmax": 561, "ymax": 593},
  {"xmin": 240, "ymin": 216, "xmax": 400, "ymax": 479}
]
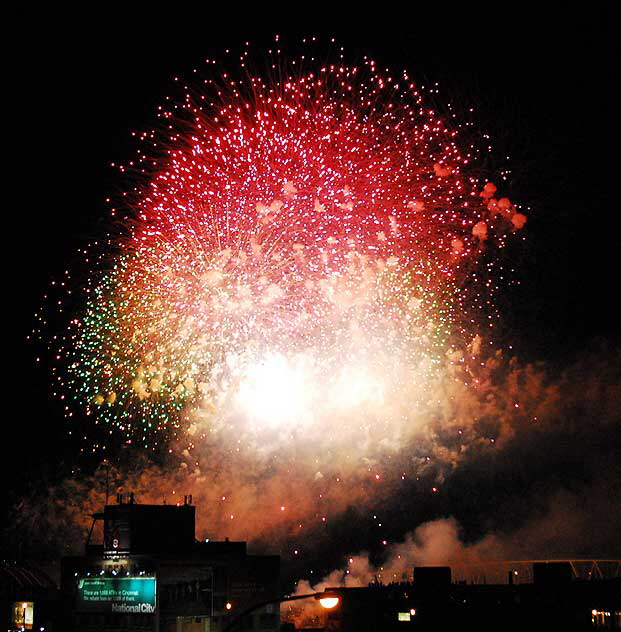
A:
[{"xmin": 6, "ymin": 6, "xmax": 620, "ymax": 576}]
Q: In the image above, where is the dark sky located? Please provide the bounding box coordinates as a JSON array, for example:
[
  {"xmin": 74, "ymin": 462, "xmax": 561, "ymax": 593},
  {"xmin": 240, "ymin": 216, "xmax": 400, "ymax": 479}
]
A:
[{"xmin": 7, "ymin": 6, "xmax": 620, "ymax": 556}]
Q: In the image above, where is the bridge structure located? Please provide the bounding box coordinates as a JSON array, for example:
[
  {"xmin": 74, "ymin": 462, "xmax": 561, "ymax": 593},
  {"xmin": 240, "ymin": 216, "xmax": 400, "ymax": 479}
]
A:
[{"xmin": 447, "ymin": 559, "xmax": 621, "ymax": 584}]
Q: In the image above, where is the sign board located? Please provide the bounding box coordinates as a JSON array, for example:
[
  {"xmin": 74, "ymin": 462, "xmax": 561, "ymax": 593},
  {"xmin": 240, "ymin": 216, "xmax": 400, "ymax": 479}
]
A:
[
  {"xmin": 77, "ymin": 577, "xmax": 157, "ymax": 614},
  {"xmin": 104, "ymin": 512, "xmax": 131, "ymax": 557}
]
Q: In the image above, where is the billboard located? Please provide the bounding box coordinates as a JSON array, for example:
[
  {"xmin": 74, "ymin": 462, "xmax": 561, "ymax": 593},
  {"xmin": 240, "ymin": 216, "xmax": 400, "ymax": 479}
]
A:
[{"xmin": 77, "ymin": 577, "xmax": 157, "ymax": 614}]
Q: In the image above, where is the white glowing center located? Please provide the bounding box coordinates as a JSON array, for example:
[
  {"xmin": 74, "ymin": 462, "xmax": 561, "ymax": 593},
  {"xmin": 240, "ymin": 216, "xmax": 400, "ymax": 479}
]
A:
[
  {"xmin": 236, "ymin": 353, "xmax": 312, "ymax": 427},
  {"xmin": 234, "ymin": 351, "xmax": 387, "ymax": 430}
]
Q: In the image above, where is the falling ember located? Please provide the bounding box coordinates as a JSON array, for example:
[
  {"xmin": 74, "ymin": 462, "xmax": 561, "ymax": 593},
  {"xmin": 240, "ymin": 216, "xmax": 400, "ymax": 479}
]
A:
[{"xmin": 44, "ymin": 40, "xmax": 525, "ymax": 455}]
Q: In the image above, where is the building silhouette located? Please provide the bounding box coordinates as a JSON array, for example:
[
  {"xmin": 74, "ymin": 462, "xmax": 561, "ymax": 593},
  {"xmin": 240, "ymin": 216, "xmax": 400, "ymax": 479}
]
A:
[
  {"xmin": 314, "ymin": 564, "xmax": 620, "ymax": 631},
  {"xmin": 60, "ymin": 495, "xmax": 280, "ymax": 632}
]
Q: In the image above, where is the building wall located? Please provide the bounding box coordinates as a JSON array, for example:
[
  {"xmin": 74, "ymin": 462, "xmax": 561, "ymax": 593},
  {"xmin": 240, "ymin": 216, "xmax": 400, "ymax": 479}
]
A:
[{"xmin": 61, "ymin": 504, "xmax": 280, "ymax": 632}]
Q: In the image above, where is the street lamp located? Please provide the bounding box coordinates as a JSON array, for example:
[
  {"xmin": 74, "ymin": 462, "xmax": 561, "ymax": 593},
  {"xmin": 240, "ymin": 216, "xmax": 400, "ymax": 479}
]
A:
[
  {"xmin": 222, "ymin": 589, "xmax": 340, "ymax": 632},
  {"xmin": 317, "ymin": 595, "xmax": 339, "ymax": 609}
]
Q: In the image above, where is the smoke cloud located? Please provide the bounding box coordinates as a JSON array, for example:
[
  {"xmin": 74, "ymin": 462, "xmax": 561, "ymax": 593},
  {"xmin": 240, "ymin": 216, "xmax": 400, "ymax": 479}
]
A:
[{"xmin": 9, "ymin": 340, "xmax": 620, "ymax": 591}]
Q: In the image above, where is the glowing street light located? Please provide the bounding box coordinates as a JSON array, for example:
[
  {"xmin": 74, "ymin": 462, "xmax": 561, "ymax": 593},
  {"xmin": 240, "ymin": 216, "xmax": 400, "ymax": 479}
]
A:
[
  {"xmin": 317, "ymin": 595, "xmax": 339, "ymax": 609},
  {"xmin": 223, "ymin": 589, "xmax": 340, "ymax": 632}
]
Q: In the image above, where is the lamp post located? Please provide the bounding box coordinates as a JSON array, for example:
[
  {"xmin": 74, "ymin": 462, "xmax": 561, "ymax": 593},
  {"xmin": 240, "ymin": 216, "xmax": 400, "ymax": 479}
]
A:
[{"xmin": 222, "ymin": 589, "xmax": 340, "ymax": 632}]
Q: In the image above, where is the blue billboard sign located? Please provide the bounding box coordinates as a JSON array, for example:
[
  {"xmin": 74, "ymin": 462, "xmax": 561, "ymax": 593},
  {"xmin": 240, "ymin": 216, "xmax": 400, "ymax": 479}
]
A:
[{"xmin": 77, "ymin": 577, "xmax": 156, "ymax": 614}]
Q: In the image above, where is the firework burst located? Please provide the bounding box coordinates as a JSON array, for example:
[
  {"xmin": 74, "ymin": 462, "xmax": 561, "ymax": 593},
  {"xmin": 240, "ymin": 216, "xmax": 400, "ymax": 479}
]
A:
[{"xmin": 44, "ymin": 41, "xmax": 525, "ymax": 454}]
